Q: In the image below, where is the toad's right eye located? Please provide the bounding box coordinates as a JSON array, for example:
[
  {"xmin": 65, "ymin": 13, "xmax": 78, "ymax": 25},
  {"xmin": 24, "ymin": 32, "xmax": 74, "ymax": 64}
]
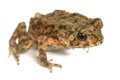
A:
[{"xmin": 76, "ymin": 33, "xmax": 87, "ymax": 41}]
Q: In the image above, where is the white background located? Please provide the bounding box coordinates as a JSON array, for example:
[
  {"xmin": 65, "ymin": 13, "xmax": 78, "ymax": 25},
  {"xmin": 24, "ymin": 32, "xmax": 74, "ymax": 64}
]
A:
[{"xmin": 0, "ymin": 0, "xmax": 120, "ymax": 80}]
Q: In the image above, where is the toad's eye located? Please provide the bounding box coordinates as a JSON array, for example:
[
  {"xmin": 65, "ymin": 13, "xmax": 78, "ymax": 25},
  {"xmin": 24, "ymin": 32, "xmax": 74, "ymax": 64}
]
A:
[{"xmin": 76, "ymin": 33, "xmax": 87, "ymax": 41}]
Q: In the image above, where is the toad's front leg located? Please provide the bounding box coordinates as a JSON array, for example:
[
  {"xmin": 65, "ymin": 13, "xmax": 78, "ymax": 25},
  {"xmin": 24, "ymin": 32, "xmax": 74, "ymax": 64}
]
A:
[
  {"xmin": 37, "ymin": 36, "xmax": 63, "ymax": 72},
  {"xmin": 9, "ymin": 22, "xmax": 34, "ymax": 64}
]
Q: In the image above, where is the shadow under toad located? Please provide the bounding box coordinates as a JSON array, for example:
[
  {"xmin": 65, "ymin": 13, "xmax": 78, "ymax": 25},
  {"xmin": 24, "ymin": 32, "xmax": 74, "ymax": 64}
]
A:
[{"xmin": 27, "ymin": 44, "xmax": 71, "ymax": 64}]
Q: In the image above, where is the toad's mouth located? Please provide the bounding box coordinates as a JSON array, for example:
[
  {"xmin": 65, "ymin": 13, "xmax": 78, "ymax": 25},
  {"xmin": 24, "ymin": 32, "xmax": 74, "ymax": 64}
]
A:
[{"xmin": 75, "ymin": 39, "xmax": 103, "ymax": 48}]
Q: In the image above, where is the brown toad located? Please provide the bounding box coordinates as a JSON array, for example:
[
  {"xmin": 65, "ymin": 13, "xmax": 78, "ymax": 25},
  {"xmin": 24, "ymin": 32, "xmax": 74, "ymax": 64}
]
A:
[{"xmin": 9, "ymin": 10, "xmax": 103, "ymax": 72}]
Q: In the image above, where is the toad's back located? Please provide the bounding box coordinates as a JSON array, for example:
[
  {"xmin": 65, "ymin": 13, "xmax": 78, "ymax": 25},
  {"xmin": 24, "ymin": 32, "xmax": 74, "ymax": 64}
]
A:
[{"xmin": 28, "ymin": 10, "xmax": 90, "ymax": 40}]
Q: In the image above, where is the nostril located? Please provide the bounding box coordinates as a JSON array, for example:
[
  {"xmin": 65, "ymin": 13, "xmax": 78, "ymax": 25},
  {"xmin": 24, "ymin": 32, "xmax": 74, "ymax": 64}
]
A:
[
  {"xmin": 100, "ymin": 41, "xmax": 103, "ymax": 44},
  {"xmin": 97, "ymin": 40, "xmax": 103, "ymax": 45}
]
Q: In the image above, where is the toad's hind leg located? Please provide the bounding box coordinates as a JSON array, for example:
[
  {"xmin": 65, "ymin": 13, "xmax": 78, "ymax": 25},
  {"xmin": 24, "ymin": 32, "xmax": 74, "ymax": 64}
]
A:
[
  {"xmin": 37, "ymin": 36, "xmax": 62, "ymax": 72},
  {"xmin": 9, "ymin": 22, "xmax": 34, "ymax": 64}
]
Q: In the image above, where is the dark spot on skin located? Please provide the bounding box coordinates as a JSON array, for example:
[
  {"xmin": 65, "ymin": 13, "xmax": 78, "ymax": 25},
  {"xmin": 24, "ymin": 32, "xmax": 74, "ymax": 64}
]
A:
[
  {"xmin": 74, "ymin": 19, "xmax": 78, "ymax": 23},
  {"xmin": 18, "ymin": 39, "xmax": 27, "ymax": 44},
  {"xmin": 100, "ymin": 40, "xmax": 103, "ymax": 44},
  {"xmin": 39, "ymin": 42, "xmax": 43, "ymax": 45},
  {"xmin": 18, "ymin": 32, "xmax": 27, "ymax": 38},
  {"xmin": 28, "ymin": 36, "xmax": 34, "ymax": 40},
  {"xmin": 40, "ymin": 56, "xmax": 47, "ymax": 63},
  {"xmin": 58, "ymin": 25, "xmax": 66, "ymax": 30},
  {"xmin": 39, "ymin": 50, "xmax": 47, "ymax": 64},
  {"xmin": 61, "ymin": 16, "xmax": 67, "ymax": 19},
  {"xmin": 21, "ymin": 25, "xmax": 26, "ymax": 29},
  {"xmin": 25, "ymin": 41, "xmax": 29, "ymax": 45},
  {"xmin": 32, "ymin": 26, "xmax": 36, "ymax": 31},
  {"xmin": 71, "ymin": 13, "xmax": 79, "ymax": 16},
  {"xmin": 39, "ymin": 48, "xmax": 43, "ymax": 51},
  {"xmin": 37, "ymin": 19, "xmax": 42, "ymax": 25},
  {"xmin": 45, "ymin": 25, "xmax": 54, "ymax": 33}
]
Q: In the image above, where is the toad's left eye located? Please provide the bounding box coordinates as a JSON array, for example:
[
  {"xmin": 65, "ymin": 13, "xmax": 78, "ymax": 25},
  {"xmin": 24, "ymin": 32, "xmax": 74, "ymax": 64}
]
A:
[{"xmin": 76, "ymin": 33, "xmax": 87, "ymax": 41}]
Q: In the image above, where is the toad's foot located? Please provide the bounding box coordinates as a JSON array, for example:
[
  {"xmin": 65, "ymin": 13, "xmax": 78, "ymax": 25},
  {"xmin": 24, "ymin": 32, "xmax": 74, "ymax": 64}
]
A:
[{"xmin": 38, "ymin": 58, "xmax": 62, "ymax": 73}]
